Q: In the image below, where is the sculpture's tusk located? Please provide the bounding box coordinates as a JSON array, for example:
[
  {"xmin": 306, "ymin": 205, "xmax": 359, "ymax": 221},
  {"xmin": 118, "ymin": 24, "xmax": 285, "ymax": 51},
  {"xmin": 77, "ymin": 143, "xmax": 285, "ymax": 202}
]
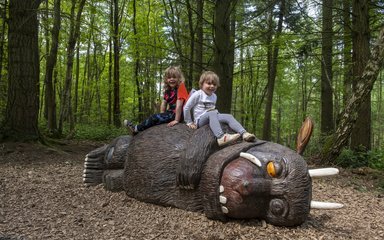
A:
[
  {"xmin": 309, "ymin": 168, "xmax": 339, "ymax": 178},
  {"xmin": 240, "ymin": 152, "xmax": 262, "ymax": 167},
  {"xmin": 310, "ymin": 201, "xmax": 344, "ymax": 209}
]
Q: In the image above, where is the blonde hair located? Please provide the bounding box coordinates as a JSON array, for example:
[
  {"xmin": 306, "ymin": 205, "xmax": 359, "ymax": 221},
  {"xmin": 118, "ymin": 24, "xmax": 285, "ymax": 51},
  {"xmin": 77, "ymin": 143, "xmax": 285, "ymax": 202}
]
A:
[
  {"xmin": 199, "ymin": 71, "xmax": 220, "ymax": 88},
  {"xmin": 163, "ymin": 66, "xmax": 185, "ymax": 91}
]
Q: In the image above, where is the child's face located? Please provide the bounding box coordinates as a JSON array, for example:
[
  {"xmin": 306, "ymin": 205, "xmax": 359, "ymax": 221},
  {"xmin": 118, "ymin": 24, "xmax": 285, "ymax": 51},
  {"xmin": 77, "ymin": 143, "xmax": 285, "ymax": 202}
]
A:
[
  {"xmin": 201, "ymin": 80, "xmax": 217, "ymax": 96},
  {"xmin": 166, "ymin": 76, "xmax": 178, "ymax": 89}
]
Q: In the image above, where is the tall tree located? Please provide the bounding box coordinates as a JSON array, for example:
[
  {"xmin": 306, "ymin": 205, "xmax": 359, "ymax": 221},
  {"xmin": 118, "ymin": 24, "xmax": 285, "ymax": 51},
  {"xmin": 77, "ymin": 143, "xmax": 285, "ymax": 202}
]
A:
[
  {"xmin": 193, "ymin": 0, "xmax": 204, "ymax": 87},
  {"xmin": 0, "ymin": 0, "xmax": 7, "ymax": 86},
  {"xmin": 350, "ymin": 0, "xmax": 371, "ymax": 150},
  {"xmin": 44, "ymin": 0, "xmax": 61, "ymax": 135},
  {"xmin": 108, "ymin": 0, "xmax": 113, "ymax": 125},
  {"xmin": 2, "ymin": 0, "xmax": 43, "ymax": 140},
  {"xmin": 320, "ymin": 0, "xmax": 334, "ymax": 136},
  {"xmin": 132, "ymin": 0, "xmax": 143, "ymax": 122},
  {"xmin": 113, "ymin": 0, "xmax": 121, "ymax": 127},
  {"xmin": 185, "ymin": 0, "xmax": 195, "ymax": 90},
  {"xmin": 323, "ymin": 26, "xmax": 384, "ymax": 163},
  {"xmin": 342, "ymin": 0, "xmax": 352, "ymax": 107},
  {"xmin": 262, "ymin": 0, "xmax": 285, "ymax": 141},
  {"xmin": 213, "ymin": 0, "xmax": 237, "ymax": 113},
  {"xmin": 58, "ymin": 0, "xmax": 86, "ymax": 134}
]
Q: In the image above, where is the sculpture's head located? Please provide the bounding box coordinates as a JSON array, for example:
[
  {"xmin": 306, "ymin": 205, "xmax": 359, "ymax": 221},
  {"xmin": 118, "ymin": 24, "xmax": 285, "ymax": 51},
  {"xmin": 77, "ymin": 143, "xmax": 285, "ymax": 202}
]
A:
[
  {"xmin": 221, "ymin": 146, "xmax": 311, "ymax": 226},
  {"xmin": 201, "ymin": 142, "xmax": 342, "ymax": 226}
]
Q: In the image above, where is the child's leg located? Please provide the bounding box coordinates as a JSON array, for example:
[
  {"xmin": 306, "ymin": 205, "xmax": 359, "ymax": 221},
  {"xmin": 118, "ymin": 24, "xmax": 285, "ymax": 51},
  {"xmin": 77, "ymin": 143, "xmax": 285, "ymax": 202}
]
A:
[
  {"xmin": 198, "ymin": 111, "xmax": 241, "ymax": 146},
  {"xmin": 197, "ymin": 111, "xmax": 224, "ymax": 138},
  {"xmin": 217, "ymin": 113, "xmax": 256, "ymax": 142},
  {"xmin": 217, "ymin": 113, "xmax": 246, "ymax": 135},
  {"xmin": 136, "ymin": 111, "xmax": 175, "ymax": 131}
]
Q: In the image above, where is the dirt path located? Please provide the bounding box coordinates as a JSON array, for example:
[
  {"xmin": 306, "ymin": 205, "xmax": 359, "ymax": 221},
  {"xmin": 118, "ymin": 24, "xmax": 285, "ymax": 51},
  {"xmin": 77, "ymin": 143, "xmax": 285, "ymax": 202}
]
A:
[{"xmin": 1, "ymin": 141, "xmax": 383, "ymax": 240}]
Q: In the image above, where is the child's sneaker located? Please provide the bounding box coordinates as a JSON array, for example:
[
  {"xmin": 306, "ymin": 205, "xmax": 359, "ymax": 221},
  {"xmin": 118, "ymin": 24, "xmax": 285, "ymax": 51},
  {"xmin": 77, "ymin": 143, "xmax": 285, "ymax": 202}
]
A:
[
  {"xmin": 217, "ymin": 133, "xmax": 240, "ymax": 146},
  {"xmin": 123, "ymin": 119, "xmax": 137, "ymax": 135},
  {"xmin": 242, "ymin": 132, "xmax": 256, "ymax": 142}
]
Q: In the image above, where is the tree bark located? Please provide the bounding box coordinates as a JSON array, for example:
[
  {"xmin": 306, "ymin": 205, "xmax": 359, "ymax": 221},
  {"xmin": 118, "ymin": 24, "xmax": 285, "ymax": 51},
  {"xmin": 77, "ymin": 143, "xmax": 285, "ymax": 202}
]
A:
[
  {"xmin": 342, "ymin": 0, "xmax": 352, "ymax": 107},
  {"xmin": 58, "ymin": 0, "xmax": 86, "ymax": 134},
  {"xmin": 213, "ymin": 0, "xmax": 237, "ymax": 113},
  {"xmin": 108, "ymin": 0, "xmax": 113, "ymax": 125},
  {"xmin": 262, "ymin": 0, "xmax": 284, "ymax": 141},
  {"xmin": 45, "ymin": 0, "xmax": 61, "ymax": 134},
  {"xmin": 185, "ymin": 0, "xmax": 195, "ymax": 90},
  {"xmin": 3, "ymin": 0, "xmax": 43, "ymax": 140},
  {"xmin": 350, "ymin": 0, "xmax": 371, "ymax": 150},
  {"xmin": 132, "ymin": 0, "xmax": 143, "ymax": 122},
  {"xmin": 0, "ymin": 0, "xmax": 8, "ymax": 88},
  {"xmin": 323, "ymin": 26, "xmax": 384, "ymax": 163},
  {"xmin": 113, "ymin": 0, "xmax": 121, "ymax": 127},
  {"xmin": 194, "ymin": 0, "xmax": 204, "ymax": 87},
  {"xmin": 320, "ymin": 0, "xmax": 334, "ymax": 135}
]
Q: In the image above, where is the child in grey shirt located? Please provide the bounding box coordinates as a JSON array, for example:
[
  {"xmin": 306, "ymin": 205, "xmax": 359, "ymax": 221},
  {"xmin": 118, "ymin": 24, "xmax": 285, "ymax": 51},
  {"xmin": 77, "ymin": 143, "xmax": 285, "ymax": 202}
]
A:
[{"xmin": 183, "ymin": 71, "xmax": 256, "ymax": 146}]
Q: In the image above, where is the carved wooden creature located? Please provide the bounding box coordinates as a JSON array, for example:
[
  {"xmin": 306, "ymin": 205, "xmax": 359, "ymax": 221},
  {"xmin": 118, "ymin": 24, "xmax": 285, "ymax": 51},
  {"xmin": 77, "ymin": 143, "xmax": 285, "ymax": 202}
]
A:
[{"xmin": 83, "ymin": 118, "xmax": 342, "ymax": 226}]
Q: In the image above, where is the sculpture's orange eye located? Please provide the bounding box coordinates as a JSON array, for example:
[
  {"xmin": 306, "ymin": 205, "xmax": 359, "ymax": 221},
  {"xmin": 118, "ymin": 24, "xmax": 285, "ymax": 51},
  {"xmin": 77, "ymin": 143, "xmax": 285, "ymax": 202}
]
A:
[
  {"xmin": 267, "ymin": 162, "xmax": 276, "ymax": 177},
  {"xmin": 267, "ymin": 161, "xmax": 283, "ymax": 178}
]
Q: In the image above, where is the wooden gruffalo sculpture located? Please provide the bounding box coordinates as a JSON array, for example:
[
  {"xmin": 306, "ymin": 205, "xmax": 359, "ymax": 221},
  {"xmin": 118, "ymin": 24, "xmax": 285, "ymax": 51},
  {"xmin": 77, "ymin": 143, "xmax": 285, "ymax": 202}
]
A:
[{"xmin": 83, "ymin": 118, "xmax": 343, "ymax": 227}]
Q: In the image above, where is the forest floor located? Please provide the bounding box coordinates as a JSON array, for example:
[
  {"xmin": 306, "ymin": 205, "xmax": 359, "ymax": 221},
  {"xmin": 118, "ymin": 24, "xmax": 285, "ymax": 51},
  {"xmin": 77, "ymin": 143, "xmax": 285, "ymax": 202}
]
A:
[{"xmin": 1, "ymin": 139, "xmax": 384, "ymax": 240}]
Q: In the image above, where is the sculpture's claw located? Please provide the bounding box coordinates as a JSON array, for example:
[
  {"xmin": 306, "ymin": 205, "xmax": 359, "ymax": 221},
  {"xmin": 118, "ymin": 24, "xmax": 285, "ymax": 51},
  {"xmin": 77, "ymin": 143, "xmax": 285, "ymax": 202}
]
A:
[
  {"xmin": 83, "ymin": 146, "xmax": 107, "ymax": 186},
  {"xmin": 83, "ymin": 136, "xmax": 131, "ymax": 188}
]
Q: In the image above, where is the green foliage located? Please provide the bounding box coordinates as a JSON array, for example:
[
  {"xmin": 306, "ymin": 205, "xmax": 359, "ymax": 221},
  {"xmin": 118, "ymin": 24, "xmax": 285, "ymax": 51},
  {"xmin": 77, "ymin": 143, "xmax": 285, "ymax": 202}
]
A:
[
  {"xmin": 39, "ymin": 122, "xmax": 128, "ymax": 141},
  {"xmin": 335, "ymin": 147, "xmax": 384, "ymax": 170},
  {"xmin": 368, "ymin": 149, "xmax": 384, "ymax": 170},
  {"xmin": 335, "ymin": 148, "xmax": 369, "ymax": 168},
  {"xmin": 69, "ymin": 124, "xmax": 128, "ymax": 141}
]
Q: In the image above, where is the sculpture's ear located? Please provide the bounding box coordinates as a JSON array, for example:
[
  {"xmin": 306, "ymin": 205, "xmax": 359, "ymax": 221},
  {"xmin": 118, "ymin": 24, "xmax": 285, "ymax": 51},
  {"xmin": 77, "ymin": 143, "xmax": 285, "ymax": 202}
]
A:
[{"xmin": 296, "ymin": 117, "xmax": 314, "ymax": 155}]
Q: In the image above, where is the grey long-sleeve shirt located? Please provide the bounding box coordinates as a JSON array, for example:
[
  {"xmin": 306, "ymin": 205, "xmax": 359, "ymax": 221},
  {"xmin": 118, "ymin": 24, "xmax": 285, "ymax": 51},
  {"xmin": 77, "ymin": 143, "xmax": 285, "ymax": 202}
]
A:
[{"xmin": 183, "ymin": 89, "xmax": 217, "ymax": 125}]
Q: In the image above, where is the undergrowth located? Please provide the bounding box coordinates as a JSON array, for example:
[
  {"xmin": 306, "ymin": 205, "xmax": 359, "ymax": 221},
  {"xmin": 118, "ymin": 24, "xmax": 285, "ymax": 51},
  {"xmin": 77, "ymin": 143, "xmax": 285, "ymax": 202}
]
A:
[
  {"xmin": 336, "ymin": 147, "xmax": 384, "ymax": 170},
  {"xmin": 40, "ymin": 123, "xmax": 128, "ymax": 141}
]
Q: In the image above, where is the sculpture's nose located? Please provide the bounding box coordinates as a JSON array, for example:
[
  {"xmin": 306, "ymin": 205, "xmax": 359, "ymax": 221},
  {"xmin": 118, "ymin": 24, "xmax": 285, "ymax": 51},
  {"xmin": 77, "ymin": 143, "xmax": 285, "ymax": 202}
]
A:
[{"xmin": 236, "ymin": 178, "xmax": 272, "ymax": 197}]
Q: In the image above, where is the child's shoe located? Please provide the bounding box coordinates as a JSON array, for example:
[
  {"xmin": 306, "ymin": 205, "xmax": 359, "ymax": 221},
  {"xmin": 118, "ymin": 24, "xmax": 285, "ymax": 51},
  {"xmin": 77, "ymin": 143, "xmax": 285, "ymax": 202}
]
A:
[
  {"xmin": 242, "ymin": 132, "xmax": 256, "ymax": 142},
  {"xmin": 217, "ymin": 133, "xmax": 240, "ymax": 146},
  {"xmin": 123, "ymin": 119, "xmax": 137, "ymax": 135}
]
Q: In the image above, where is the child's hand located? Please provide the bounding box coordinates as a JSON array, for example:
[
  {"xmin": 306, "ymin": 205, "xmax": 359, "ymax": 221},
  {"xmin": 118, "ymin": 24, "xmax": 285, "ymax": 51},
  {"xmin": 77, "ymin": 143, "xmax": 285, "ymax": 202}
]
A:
[
  {"xmin": 168, "ymin": 120, "xmax": 179, "ymax": 127},
  {"xmin": 186, "ymin": 123, "xmax": 197, "ymax": 129}
]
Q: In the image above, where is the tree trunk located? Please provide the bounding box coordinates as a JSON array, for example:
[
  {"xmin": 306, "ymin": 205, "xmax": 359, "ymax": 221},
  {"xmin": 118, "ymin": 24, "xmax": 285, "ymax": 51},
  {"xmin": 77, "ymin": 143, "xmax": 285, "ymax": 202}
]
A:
[
  {"xmin": 323, "ymin": 26, "xmax": 384, "ymax": 163},
  {"xmin": 45, "ymin": 0, "xmax": 61, "ymax": 135},
  {"xmin": 113, "ymin": 0, "xmax": 121, "ymax": 127},
  {"xmin": 350, "ymin": 0, "xmax": 371, "ymax": 150},
  {"xmin": 185, "ymin": 0, "xmax": 195, "ymax": 90},
  {"xmin": 320, "ymin": 0, "xmax": 334, "ymax": 135},
  {"xmin": 74, "ymin": 41, "xmax": 80, "ymax": 123},
  {"xmin": 132, "ymin": 0, "xmax": 143, "ymax": 122},
  {"xmin": 343, "ymin": 0, "xmax": 352, "ymax": 107},
  {"xmin": 58, "ymin": 0, "xmax": 86, "ymax": 134},
  {"xmin": 213, "ymin": 0, "xmax": 236, "ymax": 113},
  {"xmin": 108, "ymin": 0, "xmax": 113, "ymax": 125},
  {"xmin": 3, "ymin": 0, "xmax": 43, "ymax": 140},
  {"xmin": 194, "ymin": 0, "xmax": 204, "ymax": 87},
  {"xmin": 262, "ymin": 0, "xmax": 284, "ymax": 141},
  {"xmin": 0, "ymin": 0, "xmax": 7, "ymax": 86}
]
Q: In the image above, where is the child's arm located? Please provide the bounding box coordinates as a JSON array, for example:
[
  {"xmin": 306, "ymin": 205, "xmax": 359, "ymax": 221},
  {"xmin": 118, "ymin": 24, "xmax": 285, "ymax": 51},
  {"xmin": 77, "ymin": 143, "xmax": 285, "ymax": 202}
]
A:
[
  {"xmin": 160, "ymin": 100, "xmax": 167, "ymax": 113},
  {"xmin": 168, "ymin": 99, "xmax": 184, "ymax": 127},
  {"xmin": 183, "ymin": 91, "xmax": 198, "ymax": 129}
]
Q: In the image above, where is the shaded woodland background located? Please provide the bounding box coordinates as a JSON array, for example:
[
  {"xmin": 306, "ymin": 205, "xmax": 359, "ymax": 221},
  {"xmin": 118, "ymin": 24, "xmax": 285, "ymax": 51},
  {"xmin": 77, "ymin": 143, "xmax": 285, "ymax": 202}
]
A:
[{"xmin": 0, "ymin": 0, "xmax": 384, "ymax": 166}]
